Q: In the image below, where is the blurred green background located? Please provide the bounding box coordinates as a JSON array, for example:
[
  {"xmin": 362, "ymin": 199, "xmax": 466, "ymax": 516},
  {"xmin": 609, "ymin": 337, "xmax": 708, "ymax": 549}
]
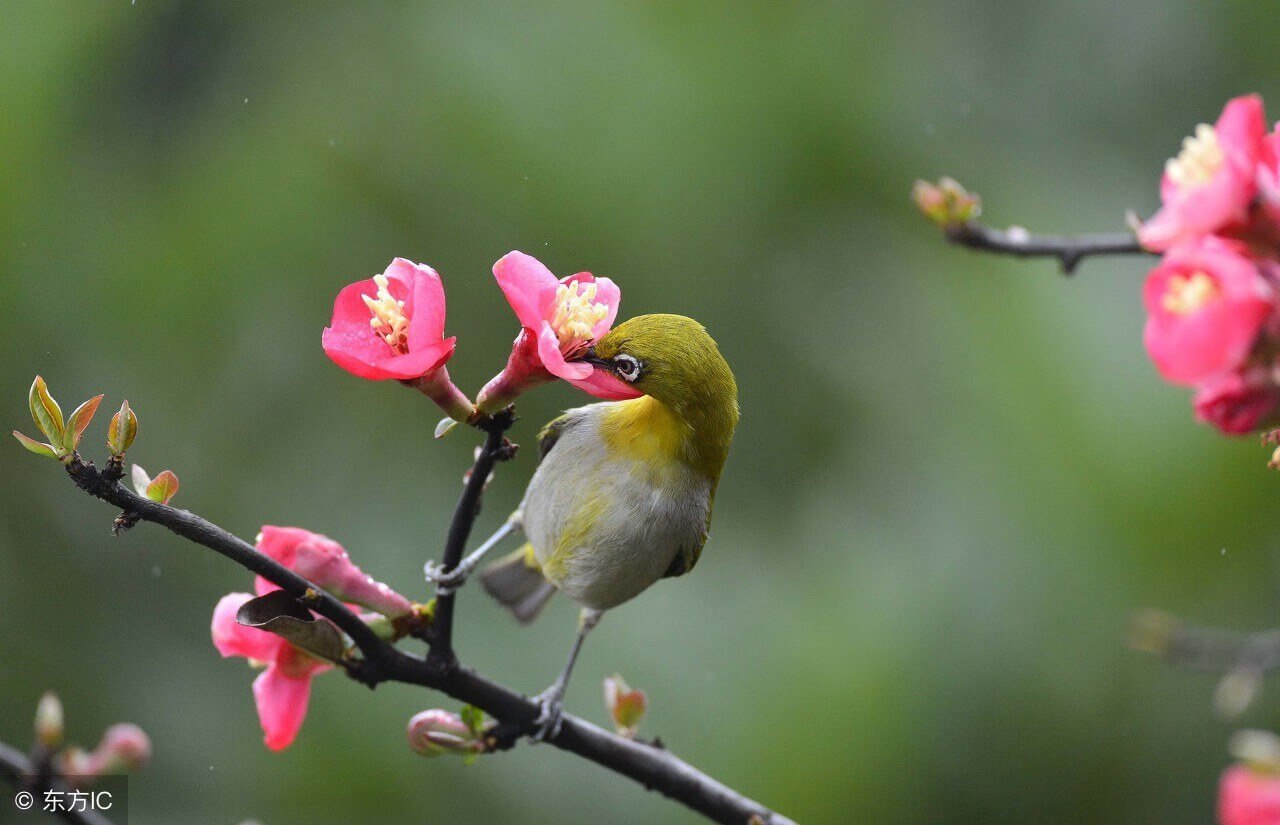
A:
[{"xmin": 5, "ymin": 2, "xmax": 1280, "ymax": 822}]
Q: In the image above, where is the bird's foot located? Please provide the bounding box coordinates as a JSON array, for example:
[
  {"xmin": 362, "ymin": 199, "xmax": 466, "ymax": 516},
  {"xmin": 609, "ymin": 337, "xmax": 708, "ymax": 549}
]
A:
[
  {"xmin": 530, "ymin": 687, "xmax": 566, "ymax": 743},
  {"xmin": 423, "ymin": 560, "xmax": 472, "ymax": 596}
]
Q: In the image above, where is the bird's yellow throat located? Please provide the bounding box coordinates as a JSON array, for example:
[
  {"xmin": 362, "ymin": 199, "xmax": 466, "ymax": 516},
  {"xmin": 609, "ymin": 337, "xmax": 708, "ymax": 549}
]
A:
[{"xmin": 600, "ymin": 394, "xmax": 734, "ymax": 483}]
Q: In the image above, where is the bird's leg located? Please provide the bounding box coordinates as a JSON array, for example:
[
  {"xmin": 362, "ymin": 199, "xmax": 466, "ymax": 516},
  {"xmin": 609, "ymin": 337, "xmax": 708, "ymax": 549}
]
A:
[
  {"xmin": 532, "ymin": 608, "xmax": 603, "ymax": 742},
  {"xmin": 425, "ymin": 511, "xmax": 523, "ymax": 596}
]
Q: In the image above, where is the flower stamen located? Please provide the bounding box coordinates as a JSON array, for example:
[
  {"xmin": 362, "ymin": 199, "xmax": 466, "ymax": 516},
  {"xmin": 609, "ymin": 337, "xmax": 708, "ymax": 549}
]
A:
[
  {"xmin": 550, "ymin": 280, "xmax": 609, "ymax": 356},
  {"xmin": 361, "ymin": 273, "xmax": 410, "ymax": 354},
  {"xmin": 1165, "ymin": 123, "xmax": 1224, "ymax": 189},
  {"xmin": 1162, "ymin": 270, "xmax": 1220, "ymax": 316}
]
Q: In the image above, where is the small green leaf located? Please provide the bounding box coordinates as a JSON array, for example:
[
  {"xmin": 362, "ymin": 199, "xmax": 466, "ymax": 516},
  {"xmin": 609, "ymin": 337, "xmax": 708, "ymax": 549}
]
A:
[
  {"xmin": 434, "ymin": 417, "xmax": 459, "ymax": 439},
  {"xmin": 131, "ymin": 464, "xmax": 152, "ymax": 496},
  {"xmin": 108, "ymin": 400, "xmax": 137, "ymax": 456},
  {"xmin": 28, "ymin": 376, "xmax": 64, "ymax": 441},
  {"xmin": 13, "ymin": 431, "xmax": 59, "ymax": 459},
  {"xmin": 236, "ymin": 590, "xmax": 347, "ymax": 664},
  {"xmin": 63, "ymin": 394, "xmax": 104, "ymax": 453},
  {"xmin": 460, "ymin": 704, "xmax": 484, "ymax": 737},
  {"xmin": 146, "ymin": 470, "xmax": 179, "ymax": 504},
  {"xmin": 461, "ymin": 750, "xmax": 479, "ymax": 767}
]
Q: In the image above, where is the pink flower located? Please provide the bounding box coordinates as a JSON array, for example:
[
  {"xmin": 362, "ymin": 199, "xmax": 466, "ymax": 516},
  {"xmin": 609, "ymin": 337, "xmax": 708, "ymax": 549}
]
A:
[
  {"xmin": 212, "ymin": 591, "xmax": 332, "ymax": 751},
  {"xmin": 1194, "ymin": 369, "xmax": 1280, "ymax": 435},
  {"xmin": 254, "ymin": 526, "xmax": 413, "ymax": 618},
  {"xmin": 1139, "ymin": 95, "xmax": 1268, "ymax": 252},
  {"xmin": 1142, "ymin": 237, "xmax": 1273, "ymax": 385},
  {"xmin": 1220, "ymin": 764, "xmax": 1280, "ymax": 825},
  {"xmin": 476, "ymin": 251, "xmax": 641, "ymax": 413},
  {"xmin": 322, "ymin": 258, "xmax": 473, "ymax": 421}
]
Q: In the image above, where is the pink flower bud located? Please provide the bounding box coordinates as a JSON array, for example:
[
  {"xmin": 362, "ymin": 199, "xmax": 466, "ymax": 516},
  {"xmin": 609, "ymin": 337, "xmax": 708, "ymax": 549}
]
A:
[
  {"xmin": 1194, "ymin": 370, "xmax": 1280, "ymax": 435},
  {"xmin": 476, "ymin": 251, "xmax": 640, "ymax": 413},
  {"xmin": 406, "ymin": 709, "xmax": 484, "ymax": 758},
  {"xmin": 322, "ymin": 258, "xmax": 474, "ymax": 421},
  {"xmin": 255, "ymin": 526, "xmax": 413, "ymax": 618},
  {"xmin": 91, "ymin": 724, "xmax": 151, "ymax": 774},
  {"xmin": 603, "ymin": 674, "xmax": 647, "ymax": 737}
]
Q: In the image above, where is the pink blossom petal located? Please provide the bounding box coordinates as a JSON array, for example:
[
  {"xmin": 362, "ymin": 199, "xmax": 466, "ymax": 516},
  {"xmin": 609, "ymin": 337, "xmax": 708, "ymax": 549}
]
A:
[
  {"xmin": 1144, "ymin": 297, "xmax": 1271, "ymax": 385},
  {"xmin": 1217, "ymin": 95, "xmax": 1268, "ymax": 170},
  {"xmin": 252, "ymin": 665, "xmax": 313, "ymax": 751},
  {"xmin": 494, "ymin": 251, "xmax": 560, "ymax": 329},
  {"xmin": 394, "ymin": 259, "xmax": 449, "ymax": 353},
  {"xmin": 1194, "ymin": 372, "xmax": 1279, "ymax": 435},
  {"xmin": 212, "ymin": 593, "xmax": 282, "ymax": 661},
  {"xmin": 536, "ymin": 322, "xmax": 594, "ymax": 381},
  {"xmin": 566, "ymin": 367, "xmax": 645, "ymax": 401},
  {"xmin": 1220, "ymin": 763, "xmax": 1280, "ymax": 825}
]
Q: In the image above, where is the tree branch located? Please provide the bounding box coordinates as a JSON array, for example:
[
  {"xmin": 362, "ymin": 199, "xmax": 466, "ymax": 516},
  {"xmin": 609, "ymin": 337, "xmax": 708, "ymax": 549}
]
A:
[
  {"xmin": 1130, "ymin": 609, "xmax": 1280, "ymax": 673},
  {"xmin": 0, "ymin": 741, "xmax": 115, "ymax": 825},
  {"xmin": 426, "ymin": 410, "xmax": 516, "ymax": 668},
  {"xmin": 60, "ymin": 449, "xmax": 795, "ymax": 825},
  {"xmin": 944, "ymin": 221, "xmax": 1151, "ymax": 274}
]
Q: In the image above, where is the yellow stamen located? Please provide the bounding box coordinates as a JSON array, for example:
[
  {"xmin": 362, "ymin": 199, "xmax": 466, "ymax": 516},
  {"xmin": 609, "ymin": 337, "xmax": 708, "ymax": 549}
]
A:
[
  {"xmin": 1161, "ymin": 270, "xmax": 1220, "ymax": 316},
  {"xmin": 1165, "ymin": 123, "xmax": 1224, "ymax": 189},
  {"xmin": 361, "ymin": 273, "xmax": 410, "ymax": 353},
  {"xmin": 549, "ymin": 281, "xmax": 609, "ymax": 354}
]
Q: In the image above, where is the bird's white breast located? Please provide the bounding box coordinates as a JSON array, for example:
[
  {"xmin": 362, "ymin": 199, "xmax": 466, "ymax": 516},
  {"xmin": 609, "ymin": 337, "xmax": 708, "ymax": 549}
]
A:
[{"xmin": 520, "ymin": 404, "xmax": 710, "ymax": 611}]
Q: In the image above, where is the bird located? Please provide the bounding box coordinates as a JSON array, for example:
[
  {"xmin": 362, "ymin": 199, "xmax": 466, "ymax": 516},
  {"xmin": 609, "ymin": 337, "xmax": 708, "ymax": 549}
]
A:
[{"xmin": 429, "ymin": 313, "xmax": 739, "ymax": 739}]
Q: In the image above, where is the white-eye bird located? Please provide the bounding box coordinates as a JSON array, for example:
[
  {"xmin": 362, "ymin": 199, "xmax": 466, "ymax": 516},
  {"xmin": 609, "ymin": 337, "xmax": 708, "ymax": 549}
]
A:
[{"xmin": 432, "ymin": 314, "xmax": 738, "ymax": 738}]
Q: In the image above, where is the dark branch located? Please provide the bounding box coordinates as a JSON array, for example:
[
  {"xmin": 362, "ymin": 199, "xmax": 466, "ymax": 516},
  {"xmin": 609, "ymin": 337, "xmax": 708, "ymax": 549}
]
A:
[
  {"xmin": 0, "ymin": 741, "xmax": 115, "ymax": 825},
  {"xmin": 427, "ymin": 410, "xmax": 516, "ymax": 667},
  {"xmin": 944, "ymin": 221, "xmax": 1151, "ymax": 274},
  {"xmin": 61, "ymin": 448, "xmax": 794, "ymax": 825},
  {"xmin": 1130, "ymin": 610, "xmax": 1280, "ymax": 673}
]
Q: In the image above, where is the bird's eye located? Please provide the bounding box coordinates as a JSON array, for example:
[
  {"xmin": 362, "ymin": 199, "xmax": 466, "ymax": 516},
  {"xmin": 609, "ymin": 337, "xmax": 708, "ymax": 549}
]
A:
[{"xmin": 613, "ymin": 353, "xmax": 643, "ymax": 382}]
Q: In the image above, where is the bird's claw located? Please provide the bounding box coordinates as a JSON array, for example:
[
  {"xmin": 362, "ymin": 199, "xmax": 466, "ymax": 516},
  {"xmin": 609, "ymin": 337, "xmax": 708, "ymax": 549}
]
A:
[
  {"xmin": 530, "ymin": 691, "xmax": 565, "ymax": 743},
  {"xmin": 423, "ymin": 560, "xmax": 469, "ymax": 595}
]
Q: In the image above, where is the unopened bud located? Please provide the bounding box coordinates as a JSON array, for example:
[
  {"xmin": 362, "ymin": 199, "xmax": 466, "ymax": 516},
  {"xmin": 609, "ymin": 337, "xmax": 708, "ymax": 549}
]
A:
[
  {"xmin": 407, "ymin": 710, "xmax": 484, "ymax": 759},
  {"xmin": 912, "ymin": 177, "xmax": 981, "ymax": 227},
  {"xmin": 604, "ymin": 674, "xmax": 647, "ymax": 737},
  {"xmin": 1126, "ymin": 608, "xmax": 1182, "ymax": 657},
  {"xmin": 1229, "ymin": 729, "xmax": 1280, "ymax": 774},
  {"xmin": 35, "ymin": 692, "xmax": 64, "ymax": 749},
  {"xmin": 1216, "ymin": 666, "xmax": 1264, "ymax": 719},
  {"xmin": 92, "ymin": 723, "xmax": 151, "ymax": 773}
]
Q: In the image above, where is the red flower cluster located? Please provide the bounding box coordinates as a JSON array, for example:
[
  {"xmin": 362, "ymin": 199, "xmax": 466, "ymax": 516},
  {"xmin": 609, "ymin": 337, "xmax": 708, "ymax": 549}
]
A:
[{"xmin": 1139, "ymin": 95, "xmax": 1280, "ymax": 434}]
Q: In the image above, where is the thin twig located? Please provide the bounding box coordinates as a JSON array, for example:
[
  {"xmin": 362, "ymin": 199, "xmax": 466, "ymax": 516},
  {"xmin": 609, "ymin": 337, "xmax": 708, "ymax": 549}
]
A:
[
  {"xmin": 427, "ymin": 410, "xmax": 515, "ymax": 668},
  {"xmin": 61, "ymin": 447, "xmax": 794, "ymax": 825},
  {"xmin": 945, "ymin": 221, "xmax": 1151, "ymax": 274},
  {"xmin": 0, "ymin": 741, "xmax": 115, "ymax": 825},
  {"xmin": 1131, "ymin": 610, "xmax": 1280, "ymax": 673}
]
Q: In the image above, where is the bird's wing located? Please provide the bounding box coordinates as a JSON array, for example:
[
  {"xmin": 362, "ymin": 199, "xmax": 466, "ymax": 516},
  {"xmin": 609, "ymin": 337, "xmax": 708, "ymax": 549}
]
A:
[
  {"xmin": 661, "ymin": 537, "xmax": 705, "ymax": 579},
  {"xmin": 536, "ymin": 411, "xmax": 580, "ymax": 462}
]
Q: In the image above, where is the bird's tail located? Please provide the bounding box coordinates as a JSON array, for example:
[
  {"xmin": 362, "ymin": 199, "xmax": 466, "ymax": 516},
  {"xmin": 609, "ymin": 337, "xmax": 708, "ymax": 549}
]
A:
[{"xmin": 479, "ymin": 543, "xmax": 556, "ymax": 625}]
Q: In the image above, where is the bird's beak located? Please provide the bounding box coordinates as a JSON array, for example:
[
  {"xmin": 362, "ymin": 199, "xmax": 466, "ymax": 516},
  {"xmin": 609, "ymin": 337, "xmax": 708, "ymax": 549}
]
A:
[{"xmin": 579, "ymin": 347, "xmax": 613, "ymax": 371}]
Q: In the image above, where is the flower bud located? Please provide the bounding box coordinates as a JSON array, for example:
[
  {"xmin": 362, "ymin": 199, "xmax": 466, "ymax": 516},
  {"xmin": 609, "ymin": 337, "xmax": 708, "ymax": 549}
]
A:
[
  {"xmin": 34, "ymin": 692, "xmax": 64, "ymax": 749},
  {"xmin": 407, "ymin": 709, "xmax": 484, "ymax": 758},
  {"xmin": 603, "ymin": 674, "xmax": 647, "ymax": 737},
  {"xmin": 912, "ymin": 177, "xmax": 980, "ymax": 227},
  {"xmin": 92, "ymin": 723, "xmax": 151, "ymax": 773},
  {"xmin": 1221, "ymin": 731, "xmax": 1280, "ymax": 825}
]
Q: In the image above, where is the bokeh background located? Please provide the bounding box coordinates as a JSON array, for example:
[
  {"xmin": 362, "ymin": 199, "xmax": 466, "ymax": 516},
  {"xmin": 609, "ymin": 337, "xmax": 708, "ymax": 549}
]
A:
[{"xmin": 4, "ymin": 2, "xmax": 1280, "ymax": 823}]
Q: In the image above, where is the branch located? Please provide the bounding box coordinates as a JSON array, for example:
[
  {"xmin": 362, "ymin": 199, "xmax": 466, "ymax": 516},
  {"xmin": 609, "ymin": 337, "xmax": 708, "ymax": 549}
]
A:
[
  {"xmin": 1130, "ymin": 609, "xmax": 1280, "ymax": 673},
  {"xmin": 61, "ymin": 451, "xmax": 795, "ymax": 825},
  {"xmin": 944, "ymin": 221, "xmax": 1151, "ymax": 275},
  {"xmin": 0, "ymin": 741, "xmax": 115, "ymax": 825},
  {"xmin": 427, "ymin": 410, "xmax": 516, "ymax": 667}
]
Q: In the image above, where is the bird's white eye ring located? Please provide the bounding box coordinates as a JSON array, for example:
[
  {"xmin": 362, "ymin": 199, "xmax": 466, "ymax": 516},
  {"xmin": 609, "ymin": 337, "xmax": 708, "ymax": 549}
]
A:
[{"xmin": 613, "ymin": 353, "xmax": 643, "ymax": 382}]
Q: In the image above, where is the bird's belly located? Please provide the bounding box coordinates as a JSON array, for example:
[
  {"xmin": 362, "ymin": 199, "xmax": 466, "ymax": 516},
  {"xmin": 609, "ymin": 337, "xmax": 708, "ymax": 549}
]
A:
[{"xmin": 524, "ymin": 455, "xmax": 708, "ymax": 612}]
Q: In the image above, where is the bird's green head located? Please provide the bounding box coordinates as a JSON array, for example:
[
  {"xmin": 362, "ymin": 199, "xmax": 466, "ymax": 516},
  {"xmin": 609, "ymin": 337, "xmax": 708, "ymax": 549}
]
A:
[{"xmin": 581, "ymin": 313, "xmax": 739, "ymax": 437}]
